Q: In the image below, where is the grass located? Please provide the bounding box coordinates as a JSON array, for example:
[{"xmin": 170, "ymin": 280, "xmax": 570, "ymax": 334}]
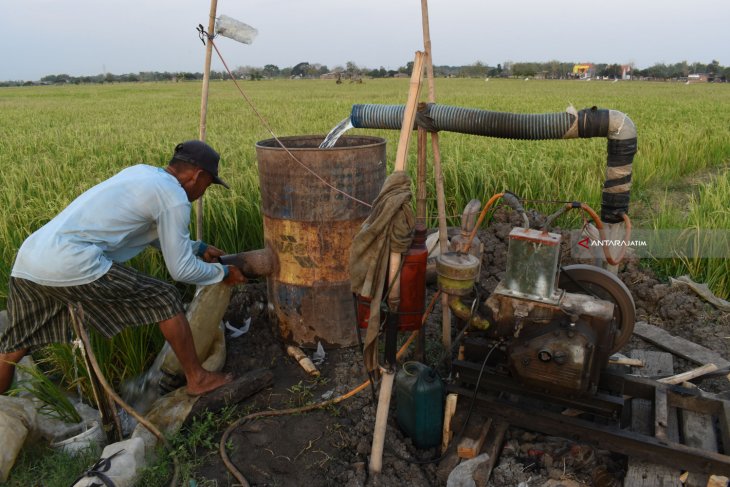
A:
[
  {"xmin": 136, "ymin": 406, "xmax": 240, "ymax": 487},
  {"xmin": 3, "ymin": 443, "xmax": 100, "ymax": 487},
  {"xmin": 0, "ymin": 78, "xmax": 728, "ymax": 396}
]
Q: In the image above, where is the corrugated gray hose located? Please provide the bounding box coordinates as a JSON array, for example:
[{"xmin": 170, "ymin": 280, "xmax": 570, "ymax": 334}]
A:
[{"xmin": 350, "ymin": 103, "xmax": 637, "ymax": 224}]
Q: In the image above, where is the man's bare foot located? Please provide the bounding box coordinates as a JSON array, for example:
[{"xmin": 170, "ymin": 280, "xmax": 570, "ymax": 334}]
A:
[{"xmin": 186, "ymin": 370, "xmax": 233, "ymax": 396}]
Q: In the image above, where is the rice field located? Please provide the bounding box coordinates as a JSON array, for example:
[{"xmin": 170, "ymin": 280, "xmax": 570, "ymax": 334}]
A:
[{"xmin": 1, "ymin": 77, "xmax": 729, "ymax": 308}]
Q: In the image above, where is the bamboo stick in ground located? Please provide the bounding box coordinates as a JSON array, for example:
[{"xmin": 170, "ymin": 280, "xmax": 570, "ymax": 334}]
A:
[
  {"xmin": 416, "ymin": 124, "xmax": 428, "ymax": 225},
  {"xmin": 370, "ymin": 51, "xmax": 425, "ymax": 476},
  {"xmin": 388, "ymin": 51, "xmax": 425, "ymax": 310},
  {"xmin": 393, "ymin": 52, "xmax": 425, "ymax": 173},
  {"xmin": 196, "ymin": 0, "xmax": 219, "ymax": 241},
  {"xmin": 441, "ymin": 393, "xmax": 458, "ymax": 454},
  {"xmin": 420, "ymin": 0, "xmax": 450, "ymax": 355},
  {"xmin": 286, "ymin": 345, "xmax": 320, "ymax": 377},
  {"xmin": 369, "ymin": 371, "xmax": 395, "ymax": 474}
]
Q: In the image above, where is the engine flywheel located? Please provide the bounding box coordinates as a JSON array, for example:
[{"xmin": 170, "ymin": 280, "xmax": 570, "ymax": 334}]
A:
[{"xmin": 558, "ymin": 264, "xmax": 636, "ymax": 354}]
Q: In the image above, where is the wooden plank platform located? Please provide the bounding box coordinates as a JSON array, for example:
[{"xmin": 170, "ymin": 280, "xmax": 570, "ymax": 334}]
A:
[
  {"xmin": 451, "ymin": 358, "xmax": 730, "ymax": 478},
  {"xmin": 624, "ymin": 350, "xmax": 681, "ymax": 487}
]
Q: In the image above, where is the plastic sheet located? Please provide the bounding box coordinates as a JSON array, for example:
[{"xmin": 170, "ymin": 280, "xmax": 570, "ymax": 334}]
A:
[{"xmin": 215, "ymin": 15, "xmax": 258, "ymax": 44}]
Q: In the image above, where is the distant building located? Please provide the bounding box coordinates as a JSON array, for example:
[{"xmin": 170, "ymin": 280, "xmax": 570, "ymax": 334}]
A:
[
  {"xmin": 572, "ymin": 63, "xmax": 595, "ymax": 79},
  {"xmin": 621, "ymin": 65, "xmax": 632, "ymax": 80},
  {"xmin": 393, "ymin": 73, "xmax": 409, "ymax": 78},
  {"xmin": 688, "ymin": 73, "xmax": 709, "ymax": 83}
]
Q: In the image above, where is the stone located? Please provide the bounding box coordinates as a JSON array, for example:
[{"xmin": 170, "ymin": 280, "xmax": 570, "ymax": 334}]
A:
[
  {"xmin": 0, "ymin": 396, "xmax": 37, "ymax": 482},
  {"xmin": 73, "ymin": 437, "xmax": 146, "ymax": 487},
  {"xmin": 446, "ymin": 453, "xmax": 490, "ymax": 487}
]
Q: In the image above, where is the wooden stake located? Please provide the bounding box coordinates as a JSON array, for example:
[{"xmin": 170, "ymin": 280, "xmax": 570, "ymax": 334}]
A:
[
  {"xmin": 416, "ymin": 125, "xmax": 428, "ymax": 225},
  {"xmin": 369, "ymin": 371, "xmax": 395, "ymax": 474},
  {"xmin": 196, "ymin": 0, "xmax": 219, "ymax": 241},
  {"xmin": 433, "ymin": 136, "xmax": 451, "ymax": 354},
  {"xmin": 68, "ymin": 305, "xmax": 122, "ymax": 444},
  {"xmin": 420, "ymin": 0, "xmax": 451, "ymax": 354},
  {"xmin": 387, "ymin": 51, "xmax": 425, "ymax": 310},
  {"xmin": 393, "ymin": 51, "xmax": 425, "ymax": 173},
  {"xmin": 370, "ymin": 51, "xmax": 425, "ymax": 476},
  {"xmin": 441, "ymin": 393, "xmax": 458, "ymax": 453},
  {"xmin": 420, "ymin": 0, "xmax": 436, "ymax": 102}
]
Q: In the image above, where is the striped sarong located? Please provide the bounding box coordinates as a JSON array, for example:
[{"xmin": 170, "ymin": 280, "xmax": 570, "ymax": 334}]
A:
[{"xmin": 1, "ymin": 263, "xmax": 184, "ymax": 352}]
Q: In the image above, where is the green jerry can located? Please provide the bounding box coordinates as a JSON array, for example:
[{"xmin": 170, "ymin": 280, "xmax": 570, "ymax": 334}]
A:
[{"xmin": 395, "ymin": 361, "xmax": 445, "ymax": 449}]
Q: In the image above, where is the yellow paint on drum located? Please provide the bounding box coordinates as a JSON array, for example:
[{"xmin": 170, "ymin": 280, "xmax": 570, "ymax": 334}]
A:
[{"xmin": 264, "ymin": 216, "xmax": 363, "ymax": 286}]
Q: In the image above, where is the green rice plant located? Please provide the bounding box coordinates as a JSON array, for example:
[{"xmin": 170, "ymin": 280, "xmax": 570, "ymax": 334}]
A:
[
  {"xmin": 1, "ymin": 79, "xmax": 728, "ymax": 404},
  {"xmin": 37, "ymin": 323, "xmax": 164, "ymax": 402},
  {"xmin": 648, "ymin": 170, "xmax": 730, "ymax": 299},
  {"xmin": 9, "ymin": 362, "xmax": 82, "ymax": 424}
]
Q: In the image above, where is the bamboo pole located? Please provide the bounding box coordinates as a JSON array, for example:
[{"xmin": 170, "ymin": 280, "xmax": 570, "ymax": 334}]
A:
[
  {"xmin": 421, "ymin": 0, "xmax": 436, "ymax": 102},
  {"xmin": 196, "ymin": 0, "xmax": 218, "ymax": 241},
  {"xmin": 393, "ymin": 53, "xmax": 425, "ymax": 173},
  {"xmin": 416, "ymin": 124, "xmax": 428, "ymax": 225},
  {"xmin": 416, "ymin": 124, "xmax": 428, "ymax": 361},
  {"xmin": 420, "ymin": 0, "xmax": 452, "ymax": 355},
  {"xmin": 370, "ymin": 51, "xmax": 425, "ymax": 476},
  {"xmin": 387, "ymin": 51, "xmax": 425, "ymax": 310}
]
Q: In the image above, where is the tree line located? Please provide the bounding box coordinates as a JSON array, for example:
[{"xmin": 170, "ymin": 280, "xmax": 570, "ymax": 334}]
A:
[{"xmin": 2, "ymin": 59, "xmax": 727, "ymax": 86}]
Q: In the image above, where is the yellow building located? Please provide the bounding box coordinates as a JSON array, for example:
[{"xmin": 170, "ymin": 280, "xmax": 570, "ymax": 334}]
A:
[{"xmin": 572, "ymin": 64, "xmax": 594, "ymax": 78}]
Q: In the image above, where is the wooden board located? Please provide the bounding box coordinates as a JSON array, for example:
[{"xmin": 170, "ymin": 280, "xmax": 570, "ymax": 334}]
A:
[
  {"xmin": 633, "ymin": 322, "xmax": 730, "ymax": 369},
  {"xmin": 628, "ymin": 351, "xmax": 679, "ymax": 437},
  {"xmin": 623, "ymin": 460, "xmax": 682, "ymax": 487},
  {"xmin": 682, "ymin": 410, "xmax": 717, "ymax": 487},
  {"xmin": 472, "ymin": 420, "xmax": 509, "ymax": 487},
  {"xmin": 457, "ymin": 415, "xmax": 492, "ymax": 459},
  {"xmin": 624, "ymin": 350, "xmax": 682, "ymax": 487}
]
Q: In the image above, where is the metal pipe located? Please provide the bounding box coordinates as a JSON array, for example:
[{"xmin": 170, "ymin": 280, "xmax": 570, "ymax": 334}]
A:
[{"xmin": 350, "ymin": 104, "xmax": 637, "ymax": 224}]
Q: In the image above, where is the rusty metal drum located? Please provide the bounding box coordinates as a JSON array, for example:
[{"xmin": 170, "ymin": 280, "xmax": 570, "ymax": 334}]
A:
[{"xmin": 256, "ymin": 135, "xmax": 386, "ymax": 348}]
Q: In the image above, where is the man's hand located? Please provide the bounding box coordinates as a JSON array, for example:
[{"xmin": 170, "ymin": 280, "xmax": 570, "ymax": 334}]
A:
[
  {"xmin": 201, "ymin": 244, "xmax": 225, "ymax": 263},
  {"xmin": 223, "ymin": 265, "xmax": 247, "ymax": 286}
]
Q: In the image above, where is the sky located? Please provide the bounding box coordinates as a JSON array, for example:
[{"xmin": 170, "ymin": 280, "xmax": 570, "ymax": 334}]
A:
[{"xmin": 1, "ymin": 0, "xmax": 728, "ymax": 81}]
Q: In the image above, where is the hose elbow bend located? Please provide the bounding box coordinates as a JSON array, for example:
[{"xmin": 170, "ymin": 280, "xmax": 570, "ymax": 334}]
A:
[{"xmin": 448, "ymin": 295, "xmax": 490, "ymax": 331}]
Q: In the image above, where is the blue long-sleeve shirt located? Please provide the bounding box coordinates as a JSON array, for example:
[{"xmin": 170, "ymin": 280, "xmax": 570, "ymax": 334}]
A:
[{"xmin": 12, "ymin": 164, "xmax": 226, "ymax": 286}]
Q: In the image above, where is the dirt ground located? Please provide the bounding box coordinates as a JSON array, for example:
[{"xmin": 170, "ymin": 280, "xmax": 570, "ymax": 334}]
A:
[{"xmin": 194, "ymin": 208, "xmax": 730, "ymax": 487}]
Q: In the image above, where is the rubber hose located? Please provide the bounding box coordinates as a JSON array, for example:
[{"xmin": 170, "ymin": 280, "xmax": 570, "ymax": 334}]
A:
[
  {"xmin": 351, "ymin": 103, "xmax": 575, "ymax": 140},
  {"xmin": 350, "ymin": 104, "xmax": 637, "ymax": 223}
]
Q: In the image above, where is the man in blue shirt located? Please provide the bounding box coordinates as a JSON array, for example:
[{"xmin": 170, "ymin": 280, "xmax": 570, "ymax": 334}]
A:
[{"xmin": 1, "ymin": 140, "xmax": 246, "ymax": 396}]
